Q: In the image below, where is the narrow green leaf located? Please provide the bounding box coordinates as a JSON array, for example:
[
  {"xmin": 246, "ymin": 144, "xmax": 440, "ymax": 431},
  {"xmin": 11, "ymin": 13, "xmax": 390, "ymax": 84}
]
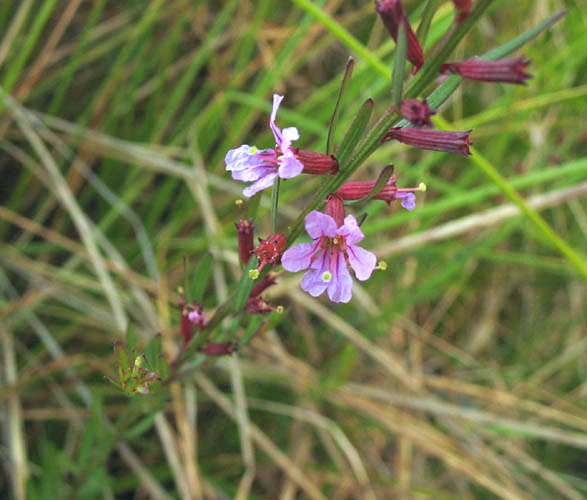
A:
[
  {"xmin": 416, "ymin": 0, "xmax": 441, "ymax": 47},
  {"xmin": 345, "ymin": 164, "xmax": 395, "ymax": 207},
  {"xmin": 192, "ymin": 254, "xmax": 213, "ymax": 303},
  {"xmin": 233, "ymin": 258, "xmax": 257, "ymax": 313},
  {"xmin": 335, "ymin": 98, "xmax": 374, "ymax": 166},
  {"xmin": 327, "ymin": 57, "xmax": 355, "ymax": 155},
  {"xmin": 391, "ymin": 22, "xmax": 407, "ymax": 110},
  {"xmin": 126, "ymin": 325, "xmax": 137, "ymax": 354},
  {"xmin": 144, "ymin": 334, "xmax": 162, "ymax": 370}
]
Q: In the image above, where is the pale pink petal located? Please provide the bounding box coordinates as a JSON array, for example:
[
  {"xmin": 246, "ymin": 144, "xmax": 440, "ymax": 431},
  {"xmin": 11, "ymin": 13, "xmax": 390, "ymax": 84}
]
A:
[
  {"xmin": 327, "ymin": 252, "xmax": 353, "ymax": 303},
  {"xmin": 280, "ymin": 126, "xmax": 300, "ymax": 151},
  {"xmin": 282, "ymin": 242, "xmax": 320, "ymax": 272},
  {"xmin": 270, "ymin": 94, "xmax": 284, "ymax": 145},
  {"xmin": 242, "ymin": 172, "xmax": 277, "ymax": 198},
  {"xmin": 305, "ymin": 211, "xmax": 337, "ymax": 239},
  {"xmin": 337, "ymin": 214, "xmax": 364, "ymax": 245},
  {"xmin": 301, "ymin": 252, "xmax": 329, "ymax": 297},
  {"xmin": 278, "ymin": 152, "xmax": 303, "ymax": 179},
  {"xmin": 231, "ymin": 165, "xmax": 274, "ymax": 182},
  {"xmin": 347, "ymin": 244, "xmax": 377, "ymax": 281}
]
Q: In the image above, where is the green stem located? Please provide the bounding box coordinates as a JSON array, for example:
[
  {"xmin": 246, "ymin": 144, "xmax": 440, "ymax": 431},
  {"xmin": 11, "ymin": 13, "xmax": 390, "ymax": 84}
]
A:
[{"xmin": 272, "ymin": 176, "xmax": 280, "ymax": 233}]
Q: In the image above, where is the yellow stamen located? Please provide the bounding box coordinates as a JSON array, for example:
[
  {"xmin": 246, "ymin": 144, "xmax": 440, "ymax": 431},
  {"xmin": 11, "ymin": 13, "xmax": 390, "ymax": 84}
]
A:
[
  {"xmin": 248, "ymin": 269, "xmax": 260, "ymax": 280},
  {"xmin": 177, "ymin": 286, "xmax": 185, "ymax": 295},
  {"xmin": 235, "ymin": 199, "xmax": 243, "ymax": 207},
  {"xmin": 419, "ymin": 182, "xmax": 427, "ymax": 192},
  {"xmin": 276, "ymin": 305, "xmax": 284, "ymax": 313},
  {"xmin": 321, "ymin": 271, "xmax": 332, "ymax": 282},
  {"xmin": 377, "ymin": 260, "xmax": 388, "ymax": 271}
]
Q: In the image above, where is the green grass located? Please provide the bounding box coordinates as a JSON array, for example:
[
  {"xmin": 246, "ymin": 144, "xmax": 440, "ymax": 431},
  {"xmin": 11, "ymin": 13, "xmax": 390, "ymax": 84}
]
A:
[{"xmin": 1, "ymin": 1, "xmax": 586, "ymax": 499}]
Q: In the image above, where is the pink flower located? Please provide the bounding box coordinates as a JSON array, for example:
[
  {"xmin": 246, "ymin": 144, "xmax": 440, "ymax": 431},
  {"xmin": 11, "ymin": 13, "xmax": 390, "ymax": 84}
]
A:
[
  {"xmin": 282, "ymin": 211, "xmax": 377, "ymax": 303},
  {"xmin": 225, "ymin": 94, "xmax": 304, "ymax": 197}
]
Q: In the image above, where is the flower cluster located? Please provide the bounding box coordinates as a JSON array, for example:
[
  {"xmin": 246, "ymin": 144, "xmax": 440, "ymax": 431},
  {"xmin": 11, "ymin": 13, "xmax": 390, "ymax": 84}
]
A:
[{"xmin": 221, "ymin": 0, "xmax": 538, "ymax": 306}]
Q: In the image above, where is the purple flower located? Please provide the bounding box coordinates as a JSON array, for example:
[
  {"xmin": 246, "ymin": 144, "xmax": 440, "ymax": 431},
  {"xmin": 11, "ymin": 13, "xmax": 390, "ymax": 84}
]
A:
[
  {"xmin": 225, "ymin": 94, "xmax": 303, "ymax": 197},
  {"xmin": 282, "ymin": 211, "xmax": 377, "ymax": 303}
]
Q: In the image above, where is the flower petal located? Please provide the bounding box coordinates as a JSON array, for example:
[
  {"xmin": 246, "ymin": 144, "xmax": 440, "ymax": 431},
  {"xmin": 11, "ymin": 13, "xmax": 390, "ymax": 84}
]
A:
[
  {"xmin": 305, "ymin": 210, "xmax": 337, "ymax": 239},
  {"xmin": 301, "ymin": 252, "xmax": 329, "ymax": 297},
  {"xmin": 337, "ymin": 214, "xmax": 364, "ymax": 245},
  {"xmin": 347, "ymin": 244, "xmax": 377, "ymax": 281},
  {"xmin": 242, "ymin": 172, "xmax": 277, "ymax": 198},
  {"xmin": 327, "ymin": 252, "xmax": 353, "ymax": 303},
  {"xmin": 270, "ymin": 94, "xmax": 284, "ymax": 145},
  {"xmin": 225, "ymin": 145, "xmax": 266, "ymax": 171},
  {"xmin": 282, "ymin": 242, "xmax": 319, "ymax": 272},
  {"xmin": 278, "ymin": 152, "xmax": 303, "ymax": 179},
  {"xmin": 231, "ymin": 165, "xmax": 274, "ymax": 182},
  {"xmin": 397, "ymin": 192, "xmax": 416, "ymax": 210},
  {"xmin": 280, "ymin": 126, "xmax": 300, "ymax": 151}
]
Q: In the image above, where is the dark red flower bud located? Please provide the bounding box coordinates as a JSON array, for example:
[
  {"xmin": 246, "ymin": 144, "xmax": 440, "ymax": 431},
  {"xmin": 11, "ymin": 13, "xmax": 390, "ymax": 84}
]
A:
[
  {"xmin": 325, "ymin": 194, "xmax": 345, "ymax": 227},
  {"xmin": 245, "ymin": 296, "xmax": 278, "ymax": 315},
  {"xmin": 452, "ymin": 0, "xmax": 472, "ymax": 24},
  {"xmin": 440, "ymin": 57, "xmax": 532, "ymax": 85},
  {"xmin": 295, "ymin": 149, "xmax": 339, "ymax": 175},
  {"xmin": 254, "ymin": 234, "xmax": 287, "ymax": 272},
  {"xmin": 249, "ymin": 272, "xmax": 277, "ymax": 298},
  {"xmin": 235, "ymin": 218, "xmax": 255, "ymax": 265},
  {"xmin": 200, "ymin": 342, "xmax": 237, "ymax": 356},
  {"xmin": 180, "ymin": 303, "xmax": 195, "ymax": 345},
  {"xmin": 400, "ymin": 99, "xmax": 436, "ymax": 128},
  {"xmin": 382, "ymin": 127, "xmax": 472, "ymax": 156},
  {"xmin": 375, "ymin": 0, "xmax": 424, "ymax": 73}
]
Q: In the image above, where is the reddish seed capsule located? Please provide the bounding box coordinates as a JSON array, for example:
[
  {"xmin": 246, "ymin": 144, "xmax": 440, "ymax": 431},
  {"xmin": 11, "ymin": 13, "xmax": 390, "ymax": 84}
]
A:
[
  {"xmin": 400, "ymin": 99, "xmax": 436, "ymax": 128},
  {"xmin": 245, "ymin": 296, "xmax": 277, "ymax": 315},
  {"xmin": 254, "ymin": 234, "xmax": 287, "ymax": 272},
  {"xmin": 295, "ymin": 149, "xmax": 339, "ymax": 175}
]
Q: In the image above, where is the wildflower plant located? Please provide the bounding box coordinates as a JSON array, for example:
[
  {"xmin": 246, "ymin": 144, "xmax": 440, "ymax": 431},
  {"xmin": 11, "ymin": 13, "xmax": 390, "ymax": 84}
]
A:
[{"xmin": 109, "ymin": 1, "xmax": 570, "ymax": 395}]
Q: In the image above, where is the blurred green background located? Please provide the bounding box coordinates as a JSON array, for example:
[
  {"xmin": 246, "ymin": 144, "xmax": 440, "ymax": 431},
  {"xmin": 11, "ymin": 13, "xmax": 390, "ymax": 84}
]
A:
[{"xmin": 1, "ymin": 0, "xmax": 586, "ymax": 499}]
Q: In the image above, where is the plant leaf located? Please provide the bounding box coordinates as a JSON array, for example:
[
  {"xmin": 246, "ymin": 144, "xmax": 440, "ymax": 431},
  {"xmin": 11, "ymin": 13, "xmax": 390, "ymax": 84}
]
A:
[
  {"xmin": 391, "ymin": 22, "xmax": 407, "ymax": 110},
  {"xmin": 335, "ymin": 98, "xmax": 374, "ymax": 167},
  {"xmin": 327, "ymin": 57, "xmax": 354, "ymax": 155}
]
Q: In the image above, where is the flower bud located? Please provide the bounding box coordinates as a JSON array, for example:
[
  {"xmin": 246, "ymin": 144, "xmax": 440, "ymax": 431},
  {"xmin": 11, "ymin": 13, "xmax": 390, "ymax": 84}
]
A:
[
  {"xmin": 440, "ymin": 57, "xmax": 532, "ymax": 85},
  {"xmin": 374, "ymin": 0, "xmax": 424, "ymax": 72},
  {"xmin": 235, "ymin": 218, "xmax": 255, "ymax": 265},
  {"xmin": 245, "ymin": 296, "xmax": 278, "ymax": 315},
  {"xmin": 382, "ymin": 127, "xmax": 472, "ymax": 156}
]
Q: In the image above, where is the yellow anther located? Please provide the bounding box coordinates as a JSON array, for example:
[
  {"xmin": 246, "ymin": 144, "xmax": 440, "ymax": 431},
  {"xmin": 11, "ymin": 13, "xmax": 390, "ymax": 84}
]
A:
[
  {"xmin": 377, "ymin": 260, "xmax": 388, "ymax": 271},
  {"xmin": 276, "ymin": 305, "xmax": 284, "ymax": 313},
  {"xmin": 177, "ymin": 286, "xmax": 185, "ymax": 295},
  {"xmin": 248, "ymin": 269, "xmax": 260, "ymax": 280},
  {"xmin": 134, "ymin": 356, "xmax": 143, "ymax": 368},
  {"xmin": 321, "ymin": 271, "xmax": 333, "ymax": 282},
  {"xmin": 235, "ymin": 199, "xmax": 243, "ymax": 207},
  {"xmin": 419, "ymin": 182, "xmax": 427, "ymax": 192}
]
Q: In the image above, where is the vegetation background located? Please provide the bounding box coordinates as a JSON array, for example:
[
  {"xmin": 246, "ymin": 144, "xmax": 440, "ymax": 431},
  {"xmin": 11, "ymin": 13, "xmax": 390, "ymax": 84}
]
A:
[{"xmin": 0, "ymin": 0, "xmax": 586, "ymax": 499}]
